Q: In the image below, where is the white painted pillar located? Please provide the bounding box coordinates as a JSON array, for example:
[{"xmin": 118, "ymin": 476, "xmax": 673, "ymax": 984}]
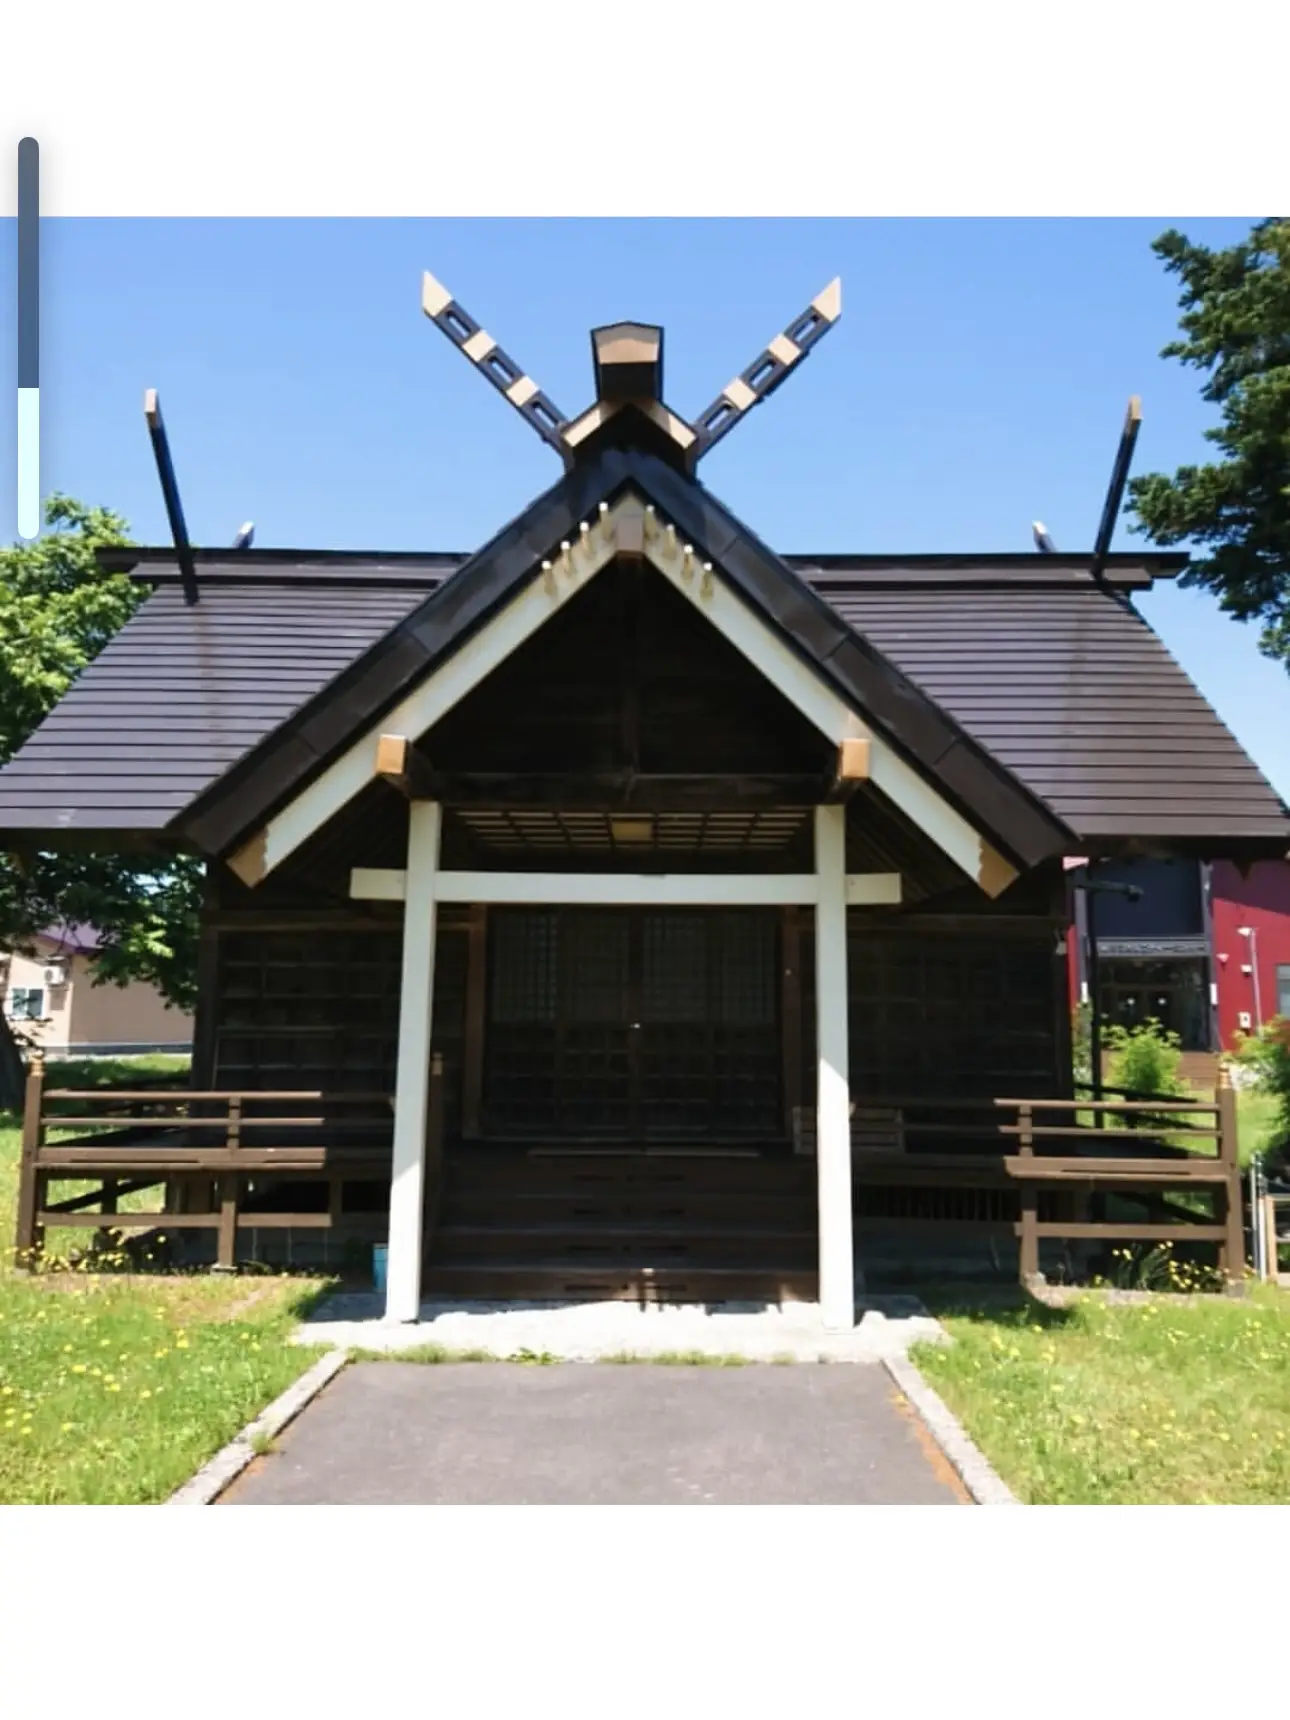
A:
[
  {"xmin": 814, "ymin": 803, "xmax": 855, "ymax": 1331},
  {"xmin": 384, "ymin": 800, "xmax": 442, "ymax": 1322}
]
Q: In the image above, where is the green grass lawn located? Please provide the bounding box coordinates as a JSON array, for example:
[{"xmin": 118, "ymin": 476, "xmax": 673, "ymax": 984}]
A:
[
  {"xmin": 1, "ymin": 1053, "xmax": 328, "ymax": 1505},
  {"xmin": 0, "ymin": 1270, "xmax": 325, "ymax": 1503},
  {"xmin": 914, "ymin": 1288, "xmax": 1290, "ymax": 1504}
]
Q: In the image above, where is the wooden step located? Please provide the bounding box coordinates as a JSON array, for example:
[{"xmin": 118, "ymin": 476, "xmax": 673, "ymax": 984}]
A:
[
  {"xmin": 444, "ymin": 1155, "xmax": 813, "ymax": 1197},
  {"xmin": 439, "ymin": 1190, "xmax": 816, "ymax": 1226},
  {"xmin": 420, "ymin": 1260, "xmax": 819, "ymax": 1304},
  {"xmin": 432, "ymin": 1222, "xmax": 816, "ymax": 1268}
]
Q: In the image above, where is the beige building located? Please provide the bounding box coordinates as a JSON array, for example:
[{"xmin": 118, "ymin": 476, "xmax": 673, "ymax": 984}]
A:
[{"xmin": 0, "ymin": 925, "xmax": 192, "ymax": 1055}]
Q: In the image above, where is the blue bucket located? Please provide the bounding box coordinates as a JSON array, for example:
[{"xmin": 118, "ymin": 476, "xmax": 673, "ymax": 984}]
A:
[{"xmin": 372, "ymin": 1244, "xmax": 388, "ymax": 1295}]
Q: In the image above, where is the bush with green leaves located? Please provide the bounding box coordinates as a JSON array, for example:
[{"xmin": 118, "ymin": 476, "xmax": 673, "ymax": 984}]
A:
[
  {"xmin": 1101, "ymin": 1018, "xmax": 1192, "ymax": 1100},
  {"xmin": 1232, "ymin": 1018, "xmax": 1290, "ymax": 1164},
  {"xmin": 1071, "ymin": 1002, "xmax": 1093, "ymax": 1089}
]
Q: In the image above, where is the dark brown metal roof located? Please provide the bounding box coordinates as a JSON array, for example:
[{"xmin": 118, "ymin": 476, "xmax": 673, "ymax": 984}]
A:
[
  {"xmin": 0, "ymin": 581, "xmax": 426, "ymax": 835},
  {"xmin": 1, "ymin": 483, "xmax": 1286, "ymax": 858},
  {"xmin": 825, "ymin": 582, "xmax": 1290, "ymax": 844}
]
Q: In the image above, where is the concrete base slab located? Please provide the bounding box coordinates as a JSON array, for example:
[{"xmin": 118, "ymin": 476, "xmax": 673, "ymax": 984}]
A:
[{"xmin": 294, "ymin": 1292, "xmax": 946, "ymax": 1363}]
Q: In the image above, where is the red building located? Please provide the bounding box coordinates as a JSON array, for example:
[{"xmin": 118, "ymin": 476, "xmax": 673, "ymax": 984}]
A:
[
  {"xmin": 1210, "ymin": 860, "xmax": 1290, "ymax": 1047},
  {"xmin": 1068, "ymin": 856, "xmax": 1290, "ymax": 1058}
]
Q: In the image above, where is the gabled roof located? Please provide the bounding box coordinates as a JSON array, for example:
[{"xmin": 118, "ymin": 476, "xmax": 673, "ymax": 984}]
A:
[
  {"xmin": 0, "ymin": 457, "xmax": 1287, "ymax": 861},
  {"xmin": 168, "ymin": 442, "xmax": 1072, "ymax": 872}
]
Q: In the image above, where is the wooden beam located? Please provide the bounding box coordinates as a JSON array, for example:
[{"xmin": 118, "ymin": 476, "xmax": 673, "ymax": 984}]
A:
[
  {"xmin": 422, "ymin": 771, "xmax": 830, "ymax": 810},
  {"xmin": 351, "ymin": 868, "xmax": 903, "ymax": 907}
]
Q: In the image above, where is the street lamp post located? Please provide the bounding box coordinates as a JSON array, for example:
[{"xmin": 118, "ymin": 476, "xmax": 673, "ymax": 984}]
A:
[{"xmin": 1237, "ymin": 925, "xmax": 1263, "ymax": 1032}]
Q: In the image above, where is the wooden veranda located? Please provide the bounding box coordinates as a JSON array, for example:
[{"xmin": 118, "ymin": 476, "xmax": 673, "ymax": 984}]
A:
[{"xmin": 13, "ymin": 1049, "xmax": 1247, "ymax": 1295}]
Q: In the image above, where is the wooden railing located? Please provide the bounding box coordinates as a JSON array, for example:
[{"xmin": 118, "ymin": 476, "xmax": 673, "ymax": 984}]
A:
[
  {"xmin": 12, "ymin": 1051, "xmax": 1245, "ymax": 1286},
  {"xmin": 810, "ymin": 1082, "xmax": 1245, "ymax": 1287},
  {"xmin": 12, "ymin": 1050, "xmax": 445, "ymax": 1272},
  {"xmin": 995, "ymin": 1071, "xmax": 1242, "ymax": 1288}
]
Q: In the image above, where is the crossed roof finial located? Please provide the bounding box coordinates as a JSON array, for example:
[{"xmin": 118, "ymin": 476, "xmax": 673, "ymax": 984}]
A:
[{"xmin": 420, "ymin": 270, "xmax": 843, "ymax": 473}]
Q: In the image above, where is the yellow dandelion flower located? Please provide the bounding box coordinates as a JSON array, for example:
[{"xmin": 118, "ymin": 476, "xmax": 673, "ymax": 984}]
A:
[
  {"xmin": 71, "ymin": 1364, "xmax": 85, "ymax": 1374},
  {"xmin": 61, "ymin": 1423, "xmax": 74, "ymax": 1433},
  {"xmin": 139, "ymin": 1389, "xmax": 152, "ymax": 1400}
]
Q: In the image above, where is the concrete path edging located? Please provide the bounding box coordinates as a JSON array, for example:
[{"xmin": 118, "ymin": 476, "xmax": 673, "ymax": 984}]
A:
[
  {"xmin": 882, "ymin": 1353, "xmax": 1020, "ymax": 1506},
  {"xmin": 167, "ymin": 1349, "xmax": 350, "ymax": 1506}
]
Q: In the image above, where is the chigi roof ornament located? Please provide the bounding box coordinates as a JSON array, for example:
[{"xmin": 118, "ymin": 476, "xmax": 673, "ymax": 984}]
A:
[
  {"xmin": 142, "ymin": 390, "xmax": 259, "ymax": 606},
  {"xmin": 420, "ymin": 269, "xmax": 843, "ymax": 474},
  {"xmin": 1031, "ymin": 396, "xmax": 1143, "ymax": 577}
]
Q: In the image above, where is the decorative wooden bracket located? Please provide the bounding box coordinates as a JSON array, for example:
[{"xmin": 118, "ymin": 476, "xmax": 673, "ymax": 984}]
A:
[
  {"xmin": 824, "ymin": 737, "xmax": 871, "ymax": 802},
  {"xmin": 375, "ymin": 733, "xmax": 436, "ymax": 799}
]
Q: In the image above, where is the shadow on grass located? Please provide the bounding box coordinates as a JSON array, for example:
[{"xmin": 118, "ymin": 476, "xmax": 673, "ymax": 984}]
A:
[{"xmin": 913, "ymin": 1284, "xmax": 1078, "ymax": 1333}]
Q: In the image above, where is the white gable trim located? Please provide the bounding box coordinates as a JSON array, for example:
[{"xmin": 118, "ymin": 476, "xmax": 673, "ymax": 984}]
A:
[{"xmin": 228, "ymin": 489, "xmax": 1016, "ymax": 896}]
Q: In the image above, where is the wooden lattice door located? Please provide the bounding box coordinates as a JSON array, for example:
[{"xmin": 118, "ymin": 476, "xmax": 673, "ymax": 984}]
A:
[{"xmin": 484, "ymin": 907, "xmax": 781, "ymax": 1141}]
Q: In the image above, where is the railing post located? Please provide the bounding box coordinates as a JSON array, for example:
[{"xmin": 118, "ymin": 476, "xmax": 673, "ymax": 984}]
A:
[
  {"xmin": 1216, "ymin": 1063, "xmax": 1244, "ymax": 1292},
  {"xmin": 1264, "ymin": 1195, "xmax": 1280, "ymax": 1284},
  {"xmin": 1017, "ymin": 1100, "xmax": 1040, "ymax": 1288},
  {"xmin": 215, "ymin": 1093, "xmax": 242, "ymax": 1273},
  {"xmin": 13, "ymin": 1046, "xmax": 46, "ymax": 1270}
]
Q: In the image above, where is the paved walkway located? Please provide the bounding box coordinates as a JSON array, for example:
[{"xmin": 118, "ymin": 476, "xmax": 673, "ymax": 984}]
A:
[
  {"xmin": 223, "ymin": 1361, "xmax": 968, "ymax": 1505},
  {"xmin": 294, "ymin": 1292, "xmax": 946, "ymax": 1363}
]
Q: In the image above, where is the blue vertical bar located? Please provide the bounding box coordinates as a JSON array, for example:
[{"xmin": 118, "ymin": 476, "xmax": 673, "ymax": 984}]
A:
[{"xmin": 17, "ymin": 137, "xmax": 40, "ymax": 540}]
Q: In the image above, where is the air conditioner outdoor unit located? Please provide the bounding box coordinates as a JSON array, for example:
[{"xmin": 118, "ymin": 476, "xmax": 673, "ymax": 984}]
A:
[{"xmin": 43, "ymin": 965, "xmax": 68, "ymax": 987}]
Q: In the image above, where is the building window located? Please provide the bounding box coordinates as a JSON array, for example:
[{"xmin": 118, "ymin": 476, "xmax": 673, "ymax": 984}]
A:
[
  {"xmin": 1277, "ymin": 964, "xmax": 1290, "ymax": 1021},
  {"xmin": 6, "ymin": 986, "xmax": 45, "ymax": 1021}
]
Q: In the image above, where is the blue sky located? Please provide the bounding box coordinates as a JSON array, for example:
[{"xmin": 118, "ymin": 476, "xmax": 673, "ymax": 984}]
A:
[{"xmin": 2, "ymin": 216, "xmax": 1288, "ymax": 799}]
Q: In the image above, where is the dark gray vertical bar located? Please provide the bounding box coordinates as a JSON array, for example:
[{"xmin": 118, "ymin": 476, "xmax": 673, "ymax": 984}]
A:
[{"xmin": 18, "ymin": 138, "xmax": 39, "ymax": 388}]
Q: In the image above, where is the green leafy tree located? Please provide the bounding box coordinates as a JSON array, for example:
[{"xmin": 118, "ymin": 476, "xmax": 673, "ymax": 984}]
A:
[
  {"xmin": 1128, "ymin": 218, "xmax": 1290, "ymax": 665},
  {"xmin": 0, "ymin": 497, "xmax": 202, "ymax": 1108}
]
